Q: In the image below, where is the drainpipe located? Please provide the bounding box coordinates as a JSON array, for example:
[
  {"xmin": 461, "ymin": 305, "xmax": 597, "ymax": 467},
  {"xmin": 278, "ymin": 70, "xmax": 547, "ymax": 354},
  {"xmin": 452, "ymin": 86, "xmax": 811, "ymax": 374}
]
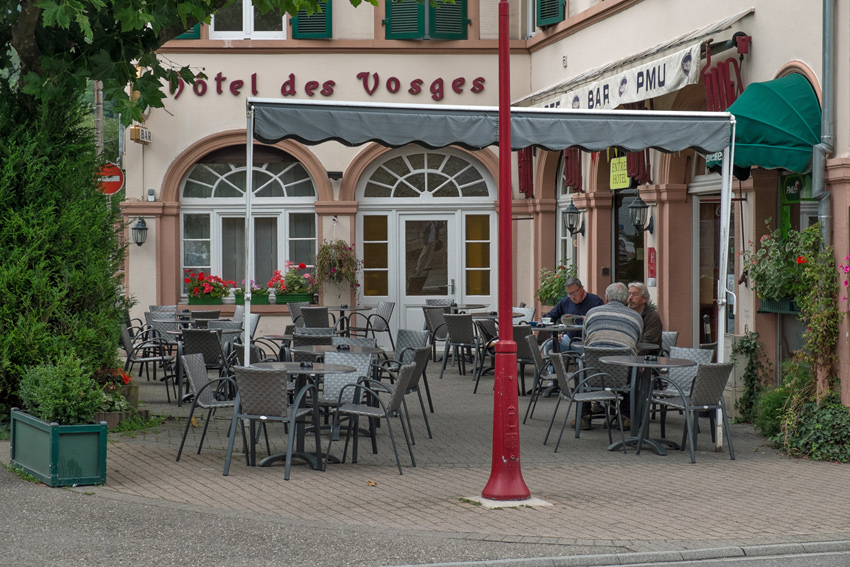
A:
[{"xmin": 811, "ymin": 0, "xmax": 835, "ymax": 244}]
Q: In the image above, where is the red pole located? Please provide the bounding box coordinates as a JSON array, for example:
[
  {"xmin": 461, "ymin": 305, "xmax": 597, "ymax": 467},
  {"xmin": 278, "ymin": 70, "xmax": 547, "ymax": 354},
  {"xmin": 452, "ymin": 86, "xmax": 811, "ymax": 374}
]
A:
[{"xmin": 481, "ymin": 0, "xmax": 530, "ymax": 501}]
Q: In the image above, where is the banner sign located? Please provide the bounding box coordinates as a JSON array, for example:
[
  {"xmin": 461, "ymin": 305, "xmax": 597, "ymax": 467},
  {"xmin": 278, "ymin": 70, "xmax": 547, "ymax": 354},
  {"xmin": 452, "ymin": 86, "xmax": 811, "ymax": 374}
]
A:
[{"xmin": 542, "ymin": 43, "xmax": 701, "ymax": 110}]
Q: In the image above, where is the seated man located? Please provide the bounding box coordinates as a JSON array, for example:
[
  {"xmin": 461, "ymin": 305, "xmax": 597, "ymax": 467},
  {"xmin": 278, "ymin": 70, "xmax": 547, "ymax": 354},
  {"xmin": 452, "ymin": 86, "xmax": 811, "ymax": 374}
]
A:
[
  {"xmin": 582, "ymin": 282, "xmax": 644, "ymax": 351},
  {"xmin": 573, "ymin": 282, "xmax": 643, "ymax": 429},
  {"xmin": 541, "ymin": 277, "xmax": 603, "ymax": 353},
  {"xmin": 628, "ymin": 281, "xmax": 663, "ymax": 355}
]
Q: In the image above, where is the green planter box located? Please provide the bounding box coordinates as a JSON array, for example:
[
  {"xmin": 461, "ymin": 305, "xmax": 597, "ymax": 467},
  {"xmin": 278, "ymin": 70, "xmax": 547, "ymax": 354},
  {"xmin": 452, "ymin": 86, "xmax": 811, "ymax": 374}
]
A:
[
  {"xmin": 188, "ymin": 295, "xmax": 223, "ymax": 305},
  {"xmin": 758, "ymin": 297, "xmax": 800, "ymax": 314},
  {"xmin": 234, "ymin": 295, "xmax": 270, "ymax": 305},
  {"xmin": 9, "ymin": 408, "xmax": 107, "ymax": 487},
  {"xmin": 275, "ymin": 292, "xmax": 313, "ymax": 304}
]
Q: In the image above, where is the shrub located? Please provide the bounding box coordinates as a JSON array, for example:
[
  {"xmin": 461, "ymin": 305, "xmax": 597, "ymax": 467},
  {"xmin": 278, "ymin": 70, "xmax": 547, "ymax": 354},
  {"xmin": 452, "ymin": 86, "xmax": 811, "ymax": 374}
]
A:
[
  {"xmin": 779, "ymin": 391, "xmax": 850, "ymax": 462},
  {"xmin": 535, "ymin": 263, "xmax": 577, "ymax": 305},
  {"xmin": 0, "ymin": 85, "xmax": 126, "ymax": 415},
  {"xmin": 755, "ymin": 387, "xmax": 790, "ymax": 438},
  {"xmin": 18, "ymin": 354, "xmax": 102, "ymax": 425}
]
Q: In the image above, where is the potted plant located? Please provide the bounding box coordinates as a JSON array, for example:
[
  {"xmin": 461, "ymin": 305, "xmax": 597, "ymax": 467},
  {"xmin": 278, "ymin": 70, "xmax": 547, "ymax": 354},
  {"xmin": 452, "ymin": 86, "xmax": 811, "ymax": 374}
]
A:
[
  {"xmin": 91, "ymin": 367, "xmax": 149, "ymax": 429},
  {"xmin": 315, "ymin": 239, "xmax": 363, "ymax": 298},
  {"xmin": 269, "ymin": 261, "xmax": 315, "ymax": 304},
  {"xmin": 183, "ymin": 270, "xmax": 234, "ymax": 305},
  {"xmin": 742, "ymin": 220, "xmax": 808, "ymax": 313},
  {"xmin": 535, "ymin": 263, "xmax": 577, "ymax": 306},
  {"xmin": 234, "ymin": 280, "xmax": 270, "ymax": 304},
  {"xmin": 10, "ymin": 354, "xmax": 108, "ymax": 487}
]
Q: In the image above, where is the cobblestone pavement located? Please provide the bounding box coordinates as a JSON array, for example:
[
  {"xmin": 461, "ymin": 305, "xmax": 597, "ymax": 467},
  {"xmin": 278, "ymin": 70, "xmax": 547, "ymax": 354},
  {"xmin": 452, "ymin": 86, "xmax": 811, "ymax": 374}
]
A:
[{"xmin": 4, "ymin": 359, "xmax": 850, "ymax": 566}]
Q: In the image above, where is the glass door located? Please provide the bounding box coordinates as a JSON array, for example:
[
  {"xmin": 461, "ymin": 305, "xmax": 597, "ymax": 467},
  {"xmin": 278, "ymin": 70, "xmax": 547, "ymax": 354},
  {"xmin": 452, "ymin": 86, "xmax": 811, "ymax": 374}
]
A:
[{"xmin": 399, "ymin": 215, "xmax": 457, "ymax": 331}]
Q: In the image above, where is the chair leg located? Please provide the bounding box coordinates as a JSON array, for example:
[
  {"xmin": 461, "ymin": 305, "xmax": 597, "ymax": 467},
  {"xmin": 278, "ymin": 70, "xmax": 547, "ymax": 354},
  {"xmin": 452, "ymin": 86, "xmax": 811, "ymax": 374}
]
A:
[
  {"xmin": 721, "ymin": 400, "xmax": 735, "ymax": 460},
  {"xmin": 222, "ymin": 410, "xmax": 241, "ymax": 476},
  {"xmin": 554, "ymin": 394, "xmax": 580, "ymax": 452},
  {"xmin": 176, "ymin": 402, "xmax": 199, "ymax": 461},
  {"xmin": 401, "ymin": 397, "xmax": 415, "ymax": 445},
  {"xmin": 614, "ymin": 402, "xmax": 627, "ymax": 454},
  {"xmin": 382, "ymin": 414, "xmax": 404, "ymax": 475},
  {"xmin": 523, "ymin": 369, "xmax": 541, "ymax": 424},
  {"xmin": 197, "ymin": 407, "xmax": 215, "ymax": 455},
  {"xmin": 543, "ymin": 395, "xmax": 563, "ymax": 445},
  {"xmin": 438, "ymin": 342, "xmax": 451, "ymax": 380},
  {"xmin": 416, "ymin": 388, "xmax": 432, "ymax": 439},
  {"xmin": 421, "ymin": 370, "xmax": 435, "ymax": 413},
  {"xmin": 687, "ymin": 410, "xmax": 698, "ymax": 463}
]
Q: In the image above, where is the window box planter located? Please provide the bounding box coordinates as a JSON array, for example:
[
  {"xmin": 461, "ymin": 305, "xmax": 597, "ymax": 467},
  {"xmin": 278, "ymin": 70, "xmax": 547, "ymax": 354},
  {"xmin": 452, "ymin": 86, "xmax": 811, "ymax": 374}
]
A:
[
  {"xmin": 758, "ymin": 297, "xmax": 800, "ymax": 314},
  {"xmin": 188, "ymin": 295, "xmax": 223, "ymax": 305},
  {"xmin": 234, "ymin": 294, "xmax": 271, "ymax": 305},
  {"xmin": 9, "ymin": 408, "xmax": 107, "ymax": 487},
  {"xmin": 275, "ymin": 292, "xmax": 314, "ymax": 304}
]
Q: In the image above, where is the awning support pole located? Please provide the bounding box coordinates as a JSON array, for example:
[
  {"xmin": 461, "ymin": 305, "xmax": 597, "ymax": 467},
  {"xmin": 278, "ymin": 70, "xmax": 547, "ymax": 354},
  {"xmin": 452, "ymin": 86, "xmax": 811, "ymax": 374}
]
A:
[
  {"xmin": 244, "ymin": 105, "xmax": 255, "ymax": 367},
  {"xmin": 715, "ymin": 121, "xmax": 735, "ymax": 451}
]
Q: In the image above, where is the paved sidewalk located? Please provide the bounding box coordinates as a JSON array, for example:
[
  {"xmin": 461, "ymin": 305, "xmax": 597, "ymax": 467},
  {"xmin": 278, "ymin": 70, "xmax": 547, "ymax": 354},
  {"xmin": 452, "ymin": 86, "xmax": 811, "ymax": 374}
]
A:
[{"xmin": 4, "ymin": 360, "xmax": 850, "ymax": 566}]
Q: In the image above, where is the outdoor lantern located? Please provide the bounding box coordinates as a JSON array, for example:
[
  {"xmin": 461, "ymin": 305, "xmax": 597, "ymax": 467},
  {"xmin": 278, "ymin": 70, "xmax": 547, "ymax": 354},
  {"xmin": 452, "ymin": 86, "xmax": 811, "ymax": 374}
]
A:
[
  {"xmin": 131, "ymin": 217, "xmax": 148, "ymax": 246},
  {"xmin": 628, "ymin": 195, "xmax": 654, "ymax": 234},
  {"xmin": 562, "ymin": 198, "xmax": 585, "ymax": 236}
]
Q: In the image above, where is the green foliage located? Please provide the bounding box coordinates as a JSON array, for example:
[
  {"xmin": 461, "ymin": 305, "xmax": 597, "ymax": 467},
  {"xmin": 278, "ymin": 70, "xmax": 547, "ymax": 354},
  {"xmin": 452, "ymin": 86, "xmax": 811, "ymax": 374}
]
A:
[
  {"xmin": 535, "ymin": 263, "xmax": 577, "ymax": 305},
  {"xmin": 4, "ymin": 0, "xmax": 376, "ymax": 124},
  {"xmin": 778, "ymin": 391, "xmax": 850, "ymax": 462},
  {"xmin": 742, "ymin": 219, "xmax": 810, "ymax": 300},
  {"xmin": 755, "ymin": 387, "xmax": 790, "ymax": 438},
  {"xmin": 18, "ymin": 354, "xmax": 103, "ymax": 425},
  {"xmin": 0, "ymin": 86, "xmax": 126, "ymax": 414},
  {"xmin": 730, "ymin": 330, "xmax": 771, "ymax": 422}
]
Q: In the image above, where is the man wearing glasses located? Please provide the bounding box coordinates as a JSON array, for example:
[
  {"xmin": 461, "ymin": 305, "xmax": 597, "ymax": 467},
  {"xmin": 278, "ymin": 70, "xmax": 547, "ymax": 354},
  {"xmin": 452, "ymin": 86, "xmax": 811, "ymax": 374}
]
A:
[{"xmin": 542, "ymin": 277, "xmax": 603, "ymax": 352}]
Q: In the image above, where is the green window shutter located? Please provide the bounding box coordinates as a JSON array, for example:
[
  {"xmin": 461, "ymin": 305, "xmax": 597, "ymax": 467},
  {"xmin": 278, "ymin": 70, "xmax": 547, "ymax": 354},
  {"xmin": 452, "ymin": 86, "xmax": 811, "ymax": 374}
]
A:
[
  {"xmin": 174, "ymin": 23, "xmax": 200, "ymax": 40},
  {"xmin": 537, "ymin": 0, "xmax": 565, "ymax": 28},
  {"xmin": 429, "ymin": 0, "xmax": 468, "ymax": 40},
  {"xmin": 385, "ymin": 0, "xmax": 424, "ymax": 40},
  {"xmin": 292, "ymin": 1, "xmax": 332, "ymax": 39}
]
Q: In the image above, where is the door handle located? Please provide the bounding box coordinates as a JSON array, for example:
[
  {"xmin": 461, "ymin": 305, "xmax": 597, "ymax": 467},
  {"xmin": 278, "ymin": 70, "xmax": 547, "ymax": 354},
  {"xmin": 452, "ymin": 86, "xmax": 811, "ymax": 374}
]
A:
[{"xmin": 450, "ymin": 278, "xmax": 455, "ymax": 295}]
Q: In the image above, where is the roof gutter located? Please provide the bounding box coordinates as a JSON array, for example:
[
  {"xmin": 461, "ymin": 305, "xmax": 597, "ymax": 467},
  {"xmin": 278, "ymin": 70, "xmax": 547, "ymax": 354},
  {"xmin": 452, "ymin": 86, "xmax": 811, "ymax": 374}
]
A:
[{"xmin": 811, "ymin": 0, "xmax": 835, "ymax": 244}]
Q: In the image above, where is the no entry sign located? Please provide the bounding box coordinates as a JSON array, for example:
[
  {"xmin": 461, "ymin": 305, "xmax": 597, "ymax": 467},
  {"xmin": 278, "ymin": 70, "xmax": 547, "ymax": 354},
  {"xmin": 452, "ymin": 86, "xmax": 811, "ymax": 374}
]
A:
[{"xmin": 97, "ymin": 163, "xmax": 125, "ymax": 195}]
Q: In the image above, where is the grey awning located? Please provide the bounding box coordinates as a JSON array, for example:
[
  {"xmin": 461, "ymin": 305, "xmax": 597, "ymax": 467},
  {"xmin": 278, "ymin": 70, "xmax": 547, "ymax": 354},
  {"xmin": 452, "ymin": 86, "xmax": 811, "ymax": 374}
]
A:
[{"xmin": 250, "ymin": 99, "xmax": 732, "ymax": 154}]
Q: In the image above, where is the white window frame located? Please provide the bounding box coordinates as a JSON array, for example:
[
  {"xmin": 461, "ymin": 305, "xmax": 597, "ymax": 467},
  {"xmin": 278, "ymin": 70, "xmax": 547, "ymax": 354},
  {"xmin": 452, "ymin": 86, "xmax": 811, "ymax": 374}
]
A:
[
  {"xmin": 180, "ymin": 160, "xmax": 316, "ymax": 299},
  {"xmin": 210, "ymin": 0, "xmax": 287, "ymax": 40}
]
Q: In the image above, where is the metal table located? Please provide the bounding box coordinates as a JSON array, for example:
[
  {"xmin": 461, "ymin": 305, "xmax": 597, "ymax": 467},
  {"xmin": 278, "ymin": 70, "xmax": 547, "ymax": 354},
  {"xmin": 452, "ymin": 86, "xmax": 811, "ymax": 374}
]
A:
[
  {"xmin": 598, "ymin": 355, "xmax": 696, "ymax": 455},
  {"xmin": 251, "ymin": 361, "xmax": 356, "ymax": 469}
]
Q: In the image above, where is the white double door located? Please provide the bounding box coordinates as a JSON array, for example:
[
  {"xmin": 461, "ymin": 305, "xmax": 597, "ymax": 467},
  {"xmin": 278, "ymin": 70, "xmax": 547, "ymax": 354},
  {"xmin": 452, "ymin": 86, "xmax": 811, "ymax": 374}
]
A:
[{"xmin": 359, "ymin": 211, "xmax": 496, "ymax": 346}]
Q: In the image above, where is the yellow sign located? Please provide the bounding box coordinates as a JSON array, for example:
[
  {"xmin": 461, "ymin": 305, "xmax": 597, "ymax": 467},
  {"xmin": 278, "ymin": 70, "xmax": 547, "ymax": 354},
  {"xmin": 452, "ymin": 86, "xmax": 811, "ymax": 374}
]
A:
[{"xmin": 610, "ymin": 156, "xmax": 629, "ymax": 189}]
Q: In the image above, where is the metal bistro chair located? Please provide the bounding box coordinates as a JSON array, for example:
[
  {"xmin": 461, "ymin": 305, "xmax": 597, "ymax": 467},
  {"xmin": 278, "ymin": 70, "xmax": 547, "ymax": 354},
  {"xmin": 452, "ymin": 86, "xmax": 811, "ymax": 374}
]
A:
[
  {"xmin": 373, "ymin": 345, "xmax": 433, "ymax": 441},
  {"xmin": 423, "ymin": 306, "xmax": 449, "ymax": 362},
  {"xmin": 438, "ymin": 314, "xmax": 483, "ymax": 382},
  {"xmin": 512, "ymin": 306, "xmax": 536, "ymax": 325},
  {"xmin": 288, "ymin": 302, "xmax": 310, "ymax": 328},
  {"xmin": 522, "ymin": 333, "xmax": 555, "ymax": 423},
  {"xmin": 547, "ymin": 352, "xmax": 628, "ymax": 453},
  {"xmin": 300, "ymin": 306, "xmax": 336, "ymax": 329},
  {"xmin": 653, "ymin": 345, "xmax": 715, "ymax": 438},
  {"xmin": 348, "ymin": 301, "xmax": 396, "ymax": 351},
  {"xmin": 513, "ymin": 324, "xmax": 536, "ymax": 397},
  {"xmin": 643, "ymin": 362, "xmax": 736, "ymax": 463},
  {"xmin": 120, "ymin": 325, "xmax": 176, "ymax": 398},
  {"xmin": 376, "ymin": 329, "xmax": 433, "ymax": 412},
  {"xmin": 224, "ymin": 366, "xmax": 320, "ymax": 480},
  {"xmin": 176, "ymin": 353, "xmax": 237, "ymax": 462},
  {"xmin": 326, "ymin": 363, "xmax": 418, "ymax": 475}
]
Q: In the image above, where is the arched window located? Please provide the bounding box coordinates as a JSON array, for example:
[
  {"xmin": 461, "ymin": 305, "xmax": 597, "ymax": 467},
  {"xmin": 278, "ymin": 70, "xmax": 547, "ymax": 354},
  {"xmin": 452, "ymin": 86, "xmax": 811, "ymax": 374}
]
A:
[
  {"xmin": 362, "ymin": 151, "xmax": 489, "ymax": 199},
  {"xmin": 180, "ymin": 145, "xmax": 316, "ymax": 295}
]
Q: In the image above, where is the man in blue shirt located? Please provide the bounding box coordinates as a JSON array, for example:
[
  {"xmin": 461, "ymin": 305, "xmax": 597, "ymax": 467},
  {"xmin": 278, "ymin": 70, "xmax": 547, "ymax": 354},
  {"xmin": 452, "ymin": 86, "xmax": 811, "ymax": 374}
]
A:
[{"xmin": 542, "ymin": 277, "xmax": 603, "ymax": 352}]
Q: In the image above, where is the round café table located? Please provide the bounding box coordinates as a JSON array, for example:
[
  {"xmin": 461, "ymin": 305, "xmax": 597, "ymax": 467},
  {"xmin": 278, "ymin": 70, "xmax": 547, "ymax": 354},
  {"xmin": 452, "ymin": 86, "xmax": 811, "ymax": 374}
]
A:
[
  {"xmin": 598, "ymin": 355, "xmax": 696, "ymax": 456},
  {"xmin": 251, "ymin": 361, "xmax": 356, "ymax": 469}
]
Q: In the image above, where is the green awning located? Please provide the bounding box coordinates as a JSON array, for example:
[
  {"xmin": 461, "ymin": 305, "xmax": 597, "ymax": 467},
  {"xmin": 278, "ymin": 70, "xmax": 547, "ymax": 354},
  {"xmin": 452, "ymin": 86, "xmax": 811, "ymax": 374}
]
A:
[{"xmin": 730, "ymin": 73, "xmax": 821, "ymax": 173}]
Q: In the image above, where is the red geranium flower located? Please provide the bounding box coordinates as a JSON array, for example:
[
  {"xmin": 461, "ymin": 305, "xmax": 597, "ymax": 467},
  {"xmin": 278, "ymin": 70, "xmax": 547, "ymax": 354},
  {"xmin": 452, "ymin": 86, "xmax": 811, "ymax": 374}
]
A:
[
  {"xmin": 299, "ymin": 262, "xmax": 307, "ymax": 269},
  {"xmin": 796, "ymin": 256, "xmax": 806, "ymax": 264}
]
